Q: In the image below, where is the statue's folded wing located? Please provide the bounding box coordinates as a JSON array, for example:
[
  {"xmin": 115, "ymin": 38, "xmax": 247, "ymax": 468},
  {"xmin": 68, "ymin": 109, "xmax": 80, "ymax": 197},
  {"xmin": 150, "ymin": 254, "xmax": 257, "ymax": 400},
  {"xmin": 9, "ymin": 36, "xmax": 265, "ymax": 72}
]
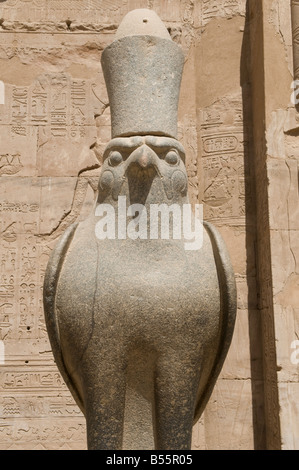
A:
[
  {"xmin": 43, "ymin": 222, "xmax": 85, "ymax": 415},
  {"xmin": 194, "ymin": 222, "xmax": 237, "ymax": 423}
]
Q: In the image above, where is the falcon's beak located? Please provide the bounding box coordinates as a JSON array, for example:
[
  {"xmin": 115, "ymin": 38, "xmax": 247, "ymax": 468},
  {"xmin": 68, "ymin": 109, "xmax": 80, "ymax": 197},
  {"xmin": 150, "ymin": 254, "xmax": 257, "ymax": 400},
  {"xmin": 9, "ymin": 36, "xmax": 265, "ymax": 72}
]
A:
[
  {"xmin": 137, "ymin": 153, "xmax": 151, "ymax": 169},
  {"xmin": 123, "ymin": 143, "xmax": 175, "ymax": 201},
  {"xmin": 128, "ymin": 145, "xmax": 157, "ymax": 171}
]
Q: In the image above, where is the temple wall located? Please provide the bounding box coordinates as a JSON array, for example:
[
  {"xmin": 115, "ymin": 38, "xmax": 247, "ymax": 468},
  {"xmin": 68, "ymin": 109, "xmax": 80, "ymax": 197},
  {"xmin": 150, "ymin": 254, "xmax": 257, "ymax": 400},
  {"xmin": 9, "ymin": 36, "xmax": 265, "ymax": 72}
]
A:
[{"xmin": 0, "ymin": 0, "xmax": 297, "ymax": 450}]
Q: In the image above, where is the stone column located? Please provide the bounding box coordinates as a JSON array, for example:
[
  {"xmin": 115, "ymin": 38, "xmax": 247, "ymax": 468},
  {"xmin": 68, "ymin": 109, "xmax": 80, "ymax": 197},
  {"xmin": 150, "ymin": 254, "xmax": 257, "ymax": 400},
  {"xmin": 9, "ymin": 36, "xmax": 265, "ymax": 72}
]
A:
[
  {"xmin": 192, "ymin": 0, "xmax": 260, "ymax": 450},
  {"xmin": 249, "ymin": 0, "xmax": 299, "ymax": 450}
]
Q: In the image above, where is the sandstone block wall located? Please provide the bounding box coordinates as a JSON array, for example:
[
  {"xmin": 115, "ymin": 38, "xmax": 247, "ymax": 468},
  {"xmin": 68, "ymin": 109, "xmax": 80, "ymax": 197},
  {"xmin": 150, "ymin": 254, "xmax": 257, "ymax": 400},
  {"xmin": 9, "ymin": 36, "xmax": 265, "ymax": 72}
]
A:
[{"xmin": 0, "ymin": 0, "xmax": 297, "ymax": 450}]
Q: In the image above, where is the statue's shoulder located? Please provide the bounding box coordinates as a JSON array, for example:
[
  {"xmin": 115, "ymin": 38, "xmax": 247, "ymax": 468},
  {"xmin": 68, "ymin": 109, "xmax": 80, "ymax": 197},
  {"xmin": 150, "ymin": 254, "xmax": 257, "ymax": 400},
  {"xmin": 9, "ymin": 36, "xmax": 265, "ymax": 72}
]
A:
[
  {"xmin": 43, "ymin": 222, "xmax": 79, "ymax": 328},
  {"xmin": 193, "ymin": 221, "xmax": 237, "ymax": 423},
  {"xmin": 43, "ymin": 221, "xmax": 85, "ymax": 415},
  {"xmin": 203, "ymin": 221, "xmax": 236, "ymax": 292},
  {"xmin": 44, "ymin": 222, "xmax": 79, "ymax": 287},
  {"xmin": 203, "ymin": 222, "xmax": 232, "ymax": 267}
]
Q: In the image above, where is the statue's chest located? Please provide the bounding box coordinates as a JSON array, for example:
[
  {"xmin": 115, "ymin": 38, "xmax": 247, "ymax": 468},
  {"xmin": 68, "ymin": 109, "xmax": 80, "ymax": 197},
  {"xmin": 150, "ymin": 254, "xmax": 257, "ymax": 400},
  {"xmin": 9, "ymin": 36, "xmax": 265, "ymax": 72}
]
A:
[
  {"xmin": 56, "ymin": 231, "xmax": 221, "ymax": 345},
  {"xmin": 60, "ymin": 229, "xmax": 219, "ymax": 304}
]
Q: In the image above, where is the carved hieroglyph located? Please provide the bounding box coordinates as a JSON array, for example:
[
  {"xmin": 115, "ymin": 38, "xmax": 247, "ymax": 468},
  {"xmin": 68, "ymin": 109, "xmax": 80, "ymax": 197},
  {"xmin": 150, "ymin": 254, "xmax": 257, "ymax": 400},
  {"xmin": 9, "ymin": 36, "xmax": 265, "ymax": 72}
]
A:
[{"xmin": 200, "ymin": 96, "xmax": 247, "ymax": 223}]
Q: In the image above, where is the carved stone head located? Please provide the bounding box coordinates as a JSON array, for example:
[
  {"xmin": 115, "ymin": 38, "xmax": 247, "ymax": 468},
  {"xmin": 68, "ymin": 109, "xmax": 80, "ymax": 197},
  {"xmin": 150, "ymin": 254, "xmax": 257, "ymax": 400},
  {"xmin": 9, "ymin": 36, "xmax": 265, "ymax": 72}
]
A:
[{"xmin": 99, "ymin": 9, "xmax": 187, "ymax": 207}]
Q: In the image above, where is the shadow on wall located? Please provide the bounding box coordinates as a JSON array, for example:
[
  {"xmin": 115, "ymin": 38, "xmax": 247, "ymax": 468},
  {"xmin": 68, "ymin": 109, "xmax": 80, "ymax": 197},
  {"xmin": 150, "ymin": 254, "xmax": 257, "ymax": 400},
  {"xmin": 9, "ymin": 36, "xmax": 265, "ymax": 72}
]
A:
[{"xmin": 240, "ymin": 0, "xmax": 266, "ymax": 450}]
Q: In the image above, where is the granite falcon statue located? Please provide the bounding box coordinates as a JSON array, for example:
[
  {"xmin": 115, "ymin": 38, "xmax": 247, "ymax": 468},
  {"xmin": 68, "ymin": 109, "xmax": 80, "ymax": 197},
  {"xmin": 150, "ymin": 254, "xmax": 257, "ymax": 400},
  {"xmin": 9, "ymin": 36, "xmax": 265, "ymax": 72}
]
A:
[{"xmin": 43, "ymin": 9, "xmax": 237, "ymax": 450}]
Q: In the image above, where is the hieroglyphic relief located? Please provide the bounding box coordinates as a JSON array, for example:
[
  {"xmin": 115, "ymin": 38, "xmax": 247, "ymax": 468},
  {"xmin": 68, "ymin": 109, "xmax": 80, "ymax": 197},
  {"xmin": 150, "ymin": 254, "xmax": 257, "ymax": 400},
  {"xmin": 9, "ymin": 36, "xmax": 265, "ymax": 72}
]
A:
[
  {"xmin": 0, "ymin": 363, "xmax": 86, "ymax": 449},
  {"xmin": 1, "ymin": 75, "xmax": 99, "ymax": 139},
  {"xmin": 1, "ymin": 394, "xmax": 82, "ymax": 419},
  {"xmin": 0, "ymin": 192, "xmax": 47, "ymax": 348},
  {"xmin": 0, "ymin": 419, "xmax": 86, "ymax": 450},
  {"xmin": 11, "ymin": 87, "xmax": 28, "ymax": 137},
  {"xmin": 0, "ymin": 0, "xmax": 254, "ymax": 451},
  {"xmin": 0, "ymin": 373, "xmax": 82, "ymax": 446},
  {"xmin": 0, "ymin": 70, "xmax": 102, "ymax": 352},
  {"xmin": 0, "ymin": 153, "xmax": 23, "ymax": 175},
  {"xmin": 178, "ymin": 114, "xmax": 199, "ymax": 206},
  {"xmin": 0, "ymin": 0, "xmax": 201, "ymax": 31},
  {"xmin": 0, "ymin": 31, "xmax": 108, "ymax": 448},
  {"xmin": 1, "ymin": 369, "xmax": 66, "ymax": 390},
  {"xmin": 0, "ymin": 0, "xmax": 130, "ymax": 24},
  {"xmin": 0, "ymin": 187, "xmax": 90, "ymax": 448},
  {"xmin": 200, "ymin": 95, "xmax": 248, "ymax": 223},
  {"xmin": 202, "ymin": 0, "xmax": 246, "ymax": 26}
]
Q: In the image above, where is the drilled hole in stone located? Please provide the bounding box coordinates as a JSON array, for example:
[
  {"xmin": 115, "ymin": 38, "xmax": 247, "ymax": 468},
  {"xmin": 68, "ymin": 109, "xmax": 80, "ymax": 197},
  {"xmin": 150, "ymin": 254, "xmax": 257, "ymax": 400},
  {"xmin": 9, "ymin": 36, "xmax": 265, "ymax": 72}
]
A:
[
  {"xmin": 143, "ymin": 18, "xmax": 148, "ymax": 23},
  {"xmin": 25, "ymin": 360, "xmax": 29, "ymax": 364},
  {"xmin": 27, "ymin": 326, "xmax": 30, "ymax": 331}
]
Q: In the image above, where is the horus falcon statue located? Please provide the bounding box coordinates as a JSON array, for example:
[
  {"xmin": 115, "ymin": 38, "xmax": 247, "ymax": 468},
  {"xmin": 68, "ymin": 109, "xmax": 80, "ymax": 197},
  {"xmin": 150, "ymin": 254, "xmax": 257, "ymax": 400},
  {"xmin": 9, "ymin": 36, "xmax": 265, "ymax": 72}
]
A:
[{"xmin": 43, "ymin": 9, "xmax": 236, "ymax": 450}]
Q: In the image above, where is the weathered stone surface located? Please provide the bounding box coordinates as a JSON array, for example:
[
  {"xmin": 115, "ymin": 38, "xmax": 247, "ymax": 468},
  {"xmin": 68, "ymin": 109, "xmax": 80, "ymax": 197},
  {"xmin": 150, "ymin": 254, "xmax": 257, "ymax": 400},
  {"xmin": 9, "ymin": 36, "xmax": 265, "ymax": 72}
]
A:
[
  {"xmin": 43, "ymin": 9, "xmax": 237, "ymax": 450},
  {"xmin": 101, "ymin": 33, "xmax": 184, "ymax": 138},
  {"xmin": 249, "ymin": 0, "xmax": 299, "ymax": 450},
  {"xmin": 199, "ymin": 379, "xmax": 254, "ymax": 450},
  {"xmin": 1, "ymin": 0, "xmax": 297, "ymax": 451},
  {"xmin": 0, "ymin": 0, "xmax": 247, "ymax": 451}
]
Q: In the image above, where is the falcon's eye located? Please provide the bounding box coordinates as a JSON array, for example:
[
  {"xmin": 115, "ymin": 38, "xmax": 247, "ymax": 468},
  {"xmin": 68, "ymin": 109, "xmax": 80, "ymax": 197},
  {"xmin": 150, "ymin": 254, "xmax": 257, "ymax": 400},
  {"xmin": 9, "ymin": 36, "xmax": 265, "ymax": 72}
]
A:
[
  {"xmin": 108, "ymin": 151, "xmax": 123, "ymax": 167},
  {"xmin": 165, "ymin": 150, "xmax": 179, "ymax": 165}
]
